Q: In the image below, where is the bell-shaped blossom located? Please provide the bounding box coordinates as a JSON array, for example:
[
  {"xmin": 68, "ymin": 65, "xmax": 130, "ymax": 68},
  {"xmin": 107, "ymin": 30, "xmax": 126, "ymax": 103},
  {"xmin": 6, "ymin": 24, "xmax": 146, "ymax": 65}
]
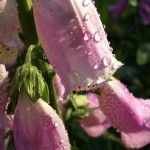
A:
[
  {"xmin": 108, "ymin": 0, "xmax": 129, "ymax": 20},
  {"xmin": 33, "ymin": 0, "xmax": 122, "ymax": 97},
  {"xmin": 0, "ymin": 64, "xmax": 9, "ymax": 150},
  {"xmin": 99, "ymin": 77, "xmax": 150, "ymax": 148},
  {"xmin": 139, "ymin": 0, "xmax": 150, "ymax": 25},
  {"xmin": 0, "ymin": 0, "xmax": 23, "ymax": 48},
  {"xmin": 13, "ymin": 89, "xmax": 70, "ymax": 150},
  {"xmin": 79, "ymin": 93, "xmax": 110, "ymax": 137}
]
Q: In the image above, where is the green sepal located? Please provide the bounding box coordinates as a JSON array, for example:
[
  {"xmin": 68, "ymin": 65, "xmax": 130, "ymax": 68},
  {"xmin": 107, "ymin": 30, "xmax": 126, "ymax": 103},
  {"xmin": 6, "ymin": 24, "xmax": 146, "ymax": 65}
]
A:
[
  {"xmin": 23, "ymin": 65, "xmax": 49, "ymax": 103},
  {"xmin": 9, "ymin": 64, "xmax": 49, "ymax": 113},
  {"xmin": 65, "ymin": 107, "xmax": 98, "ymax": 124}
]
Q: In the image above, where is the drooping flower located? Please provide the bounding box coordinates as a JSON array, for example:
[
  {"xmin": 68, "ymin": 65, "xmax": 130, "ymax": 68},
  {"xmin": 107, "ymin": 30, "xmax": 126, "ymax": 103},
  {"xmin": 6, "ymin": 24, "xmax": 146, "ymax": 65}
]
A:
[
  {"xmin": 79, "ymin": 93, "xmax": 110, "ymax": 137},
  {"xmin": 13, "ymin": 88, "xmax": 70, "ymax": 150},
  {"xmin": 33, "ymin": 0, "xmax": 122, "ymax": 97},
  {"xmin": 0, "ymin": 0, "xmax": 23, "ymax": 48},
  {"xmin": 99, "ymin": 77, "xmax": 150, "ymax": 148},
  {"xmin": 0, "ymin": 64, "xmax": 9, "ymax": 150},
  {"xmin": 108, "ymin": 0, "xmax": 129, "ymax": 20}
]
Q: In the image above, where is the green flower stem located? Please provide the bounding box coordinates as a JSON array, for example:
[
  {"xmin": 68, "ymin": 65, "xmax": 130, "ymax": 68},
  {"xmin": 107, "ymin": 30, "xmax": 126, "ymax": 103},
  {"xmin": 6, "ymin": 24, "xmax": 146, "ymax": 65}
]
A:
[
  {"xmin": 25, "ymin": 45, "xmax": 36, "ymax": 64},
  {"xmin": 17, "ymin": 0, "xmax": 39, "ymax": 46}
]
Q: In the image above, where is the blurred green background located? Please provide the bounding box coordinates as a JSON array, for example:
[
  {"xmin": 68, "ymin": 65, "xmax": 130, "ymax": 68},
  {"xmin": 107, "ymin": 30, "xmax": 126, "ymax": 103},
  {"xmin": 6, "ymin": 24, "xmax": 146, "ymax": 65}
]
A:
[{"xmin": 69, "ymin": 0, "xmax": 150, "ymax": 150}]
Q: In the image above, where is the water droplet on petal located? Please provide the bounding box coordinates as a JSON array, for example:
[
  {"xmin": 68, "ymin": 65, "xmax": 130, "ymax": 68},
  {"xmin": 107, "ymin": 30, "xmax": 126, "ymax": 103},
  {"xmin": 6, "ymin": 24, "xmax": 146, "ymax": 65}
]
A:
[
  {"xmin": 54, "ymin": 122, "xmax": 59, "ymax": 128},
  {"xmin": 82, "ymin": 0, "xmax": 91, "ymax": 7},
  {"xmin": 110, "ymin": 47, "xmax": 113, "ymax": 52},
  {"xmin": 69, "ymin": 72, "xmax": 79, "ymax": 86},
  {"xmin": 59, "ymin": 139, "xmax": 64, "ymax": 144},
  {"xmin": 102, "ymin": 57, "xmax": 110, "ymax": 67},
  {"xmin": 50, "ymin": 114, "xmax": 53, "ymax": 118},
  {"xmin": 83, "ymin": 31, "xmax": 92, "ymax": 42},
  {"xmin": 83, "ymin": 12, "xmax": 91, "ymax": 21},
  {"xmin": 94, "ymin": 63, "xmax": 99, "ymax": 69},
  {"xmin": 93, "ymin": 31, "xmax": 101, "ymax": 43},
  {"xmin": 103, "ymin": 24, "xmax": 106, "ymax": 29}
]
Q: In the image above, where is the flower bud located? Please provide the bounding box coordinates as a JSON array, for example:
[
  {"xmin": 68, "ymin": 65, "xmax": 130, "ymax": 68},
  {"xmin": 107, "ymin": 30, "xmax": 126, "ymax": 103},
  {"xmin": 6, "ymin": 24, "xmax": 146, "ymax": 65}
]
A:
[{"xmin": 13, "ymin": 89, "xmax": 70, "ymax": 150}]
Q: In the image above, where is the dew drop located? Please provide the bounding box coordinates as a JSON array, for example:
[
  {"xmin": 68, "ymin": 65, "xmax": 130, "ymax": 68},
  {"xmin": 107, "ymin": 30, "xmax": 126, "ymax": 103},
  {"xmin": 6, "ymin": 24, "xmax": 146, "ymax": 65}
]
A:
[
  {"xmin": 110, "ymin": 47, "xmax": 113, "ymax": 52},
  {"xmin": 93, "ymin": 31, "xmax": 101, "ymax": 43},
  {"xmin": 83, "ymin": 31, "xmax": 92, "ymax": 42},
  {"xmin": 112, "ymin": 63, "xmax": 118, "ymax": 70},
  {"xmin": 103, "ymin": 24, "xmax": 106, "ymax": 29},
  {"xmin": 54, "ymin": 122, "xmax": 59, "ymax": 128},
  {"xmin": 88, "ymin": 52, "xmax": 92, "ymax": 56},
  {"xmin": 59, "ymin": 139, "xmax": 64, "ymax": 144},
  {"xmin": 69, "ymin": 72, "xmax": 79, "ymax": 86},
  {"xmin": 50, "ymin": 114, "xmax": 53, "ymax": 118},
  {"xmin": 83, "ymin": 12, "xmax": 91, "ymax": 21},
  {"xmin": 102, "ymin": 57, "xmax": 110, "ymax": 67},
  {"xmin": 94, "ymin": 63, "xmax": 99, "ymax": 69},
  {"xmin": 82, "ymin": 0, "xmax": 91, "ymax": 7}
]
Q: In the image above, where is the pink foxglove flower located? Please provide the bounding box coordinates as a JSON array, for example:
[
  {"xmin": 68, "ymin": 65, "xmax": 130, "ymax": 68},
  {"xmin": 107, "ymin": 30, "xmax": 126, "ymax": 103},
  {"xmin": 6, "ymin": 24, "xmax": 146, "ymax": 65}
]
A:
[
  {"xmin": 79, "ymin": 93, "xmax": 110, "ymax": 137},
  {"xmin": 108, "ymin": 0, "xmax": 129, "ymax": 20},
  {"xmin": 0, "ymin": 64, "xmax": 9, "ymax": 150},
  {"xmin": 33, "ymin": 0, "xmax": 122, "ymax": 96},
  {"xmin": 13, "ymin": 89, "xmax": 70, "ymax": 150},
  {"xmin": 0, "ymin": 0, "xmax": 23, "ymax": 48},
  {"xmin": 139, "ymin": 0, "xmax": 150, "ymax": 25},
  {"xmin": 109, "ymin": 0, "xmax": 150, "ymax": 25},
  {"xmin": 99, "ymin": 77, "xmax": 150, "ymax": 148}
]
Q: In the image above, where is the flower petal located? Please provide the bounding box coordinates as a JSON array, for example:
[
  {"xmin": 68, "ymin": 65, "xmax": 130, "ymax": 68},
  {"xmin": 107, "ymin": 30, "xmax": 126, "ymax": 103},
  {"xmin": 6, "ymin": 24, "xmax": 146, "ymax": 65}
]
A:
[
  {"xmin": 99, "ymin": 77, "xmax": 150, "ymax": 148},
  {"xmin": 13, "ymin": 89, "xmax": 70, "ymax": 150},
  {"xmin": 121, "ymin": 130, "xmax": 150, "ymax": 148},
  {"xmin": 0, "ymin": 0, "xmax": 23, "ymax": 48},
  {"xmin": 99, "ymin": 77, "xmax": 150, "ymax": 132},
  {"xmin": 79, "ymin": 93, "xmax": 110, "ymax": 137},
  {"xmin": 54, "ymin": 74, "xmax": 66, "ymax": 101},
  {"xmin": 0, "ymin": 64, "xmax": 9, "ymax": 150},
  {"xmin": 33, "ymin": 0, "xmax": 122, "ymax": 96}
]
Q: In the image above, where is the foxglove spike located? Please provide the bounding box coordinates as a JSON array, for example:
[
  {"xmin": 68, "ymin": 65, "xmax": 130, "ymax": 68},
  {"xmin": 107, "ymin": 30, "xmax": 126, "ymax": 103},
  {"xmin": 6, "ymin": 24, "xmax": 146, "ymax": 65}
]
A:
[
  {"xmin": 99, "ymin": 77, "xmax": 150, "ymax": 148},
  {"xmin": 0, "ymin": 0, "xmax": 23, "ymax": 48},
  {"xmin": 79, "ymin": 93, "xmax": 110, "ymax": 137},
  {"xmin": 33, "ymin": 0, "xmax": 122, "ymax": 96},
  {"xmin": 13, "ymin": 89, "xmax": 70, "ymax": 150},
  {"xmin": 0, "ymin": 64, "xmax": 9, "ymax": 150}
]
